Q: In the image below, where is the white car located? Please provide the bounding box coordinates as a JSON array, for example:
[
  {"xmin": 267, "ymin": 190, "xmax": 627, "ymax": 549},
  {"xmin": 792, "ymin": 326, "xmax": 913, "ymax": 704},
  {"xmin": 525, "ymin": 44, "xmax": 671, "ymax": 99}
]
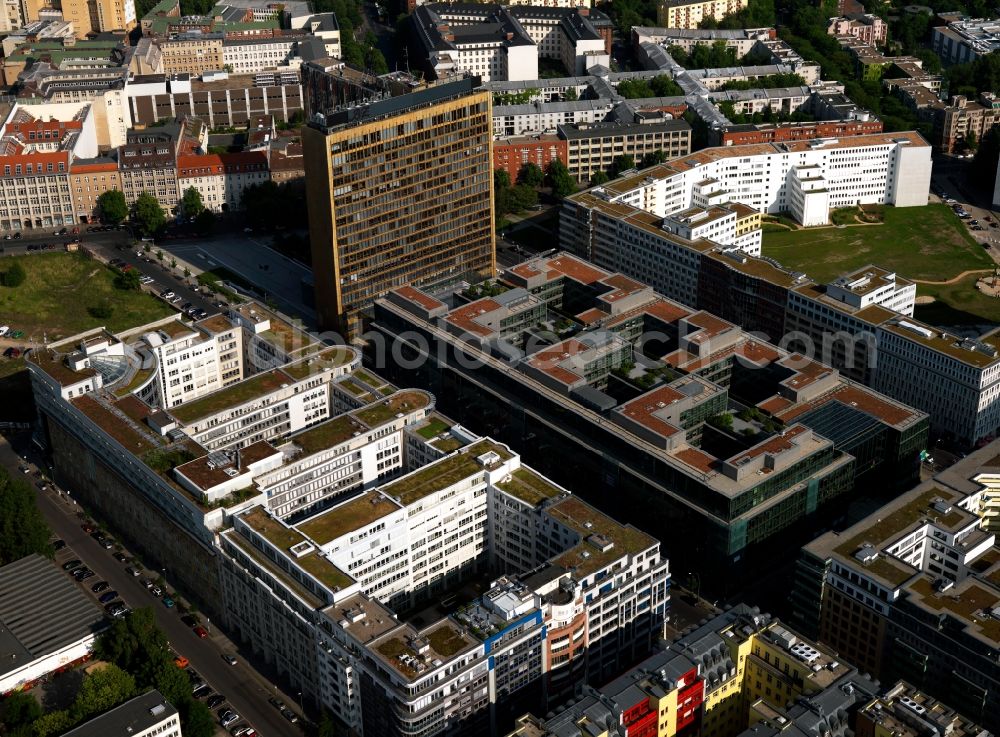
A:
[
  {"xmin": 221, "ymin": 712, "xmax": 240, "ymax": 728},
  {"xmin": 0, "ymin": 325, "xmax": 8, "ymax": 337}
]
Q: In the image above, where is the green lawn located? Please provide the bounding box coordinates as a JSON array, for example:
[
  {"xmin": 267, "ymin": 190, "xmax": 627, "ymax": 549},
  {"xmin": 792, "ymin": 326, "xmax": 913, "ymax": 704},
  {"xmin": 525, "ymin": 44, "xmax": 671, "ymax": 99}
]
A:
[
  {"xmin": 0, "ymin": 252, "xmax": 173, "ymax": 340},
  {"xmin": 916, "ymin": 275, "xmax": 1000, "ymax": 326},
  {"xmin": 761, "ymin": 204, "xmax": 992, "ymax": 284}
]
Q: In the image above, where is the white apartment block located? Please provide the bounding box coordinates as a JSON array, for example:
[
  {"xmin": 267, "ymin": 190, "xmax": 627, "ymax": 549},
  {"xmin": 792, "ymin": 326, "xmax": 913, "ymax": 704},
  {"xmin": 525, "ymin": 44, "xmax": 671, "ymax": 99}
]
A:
[
  {"xmin": 580, "ymin": 132, "xmax": 931, "ymax": 226},
  {"xmin": 177, "ymin": 154, "xmax": 225, "ymax": 212},
  {"xmin": 218, "ymin": 437, "xmax": 669, "ymax": 736},
  {"xmin": 825, "ymin": 266, "xmax": 916, "ymax": 316},
  {"xmin": 222, "ymin": 37, "xmax": 298, "ymax": 75},
  {"xmin": 662, "ymin": 201, "xmax": 762, "ymax": 255},
  {"xmin": 492, "ymin": 98, "xmax": 614, "ymax": 137}
]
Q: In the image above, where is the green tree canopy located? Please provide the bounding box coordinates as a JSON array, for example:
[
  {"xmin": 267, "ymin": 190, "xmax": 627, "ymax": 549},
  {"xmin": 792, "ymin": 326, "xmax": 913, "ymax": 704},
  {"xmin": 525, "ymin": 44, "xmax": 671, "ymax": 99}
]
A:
[
  {"xmin": 71, "ymin": 664, "xmax": 136, "ymax": 723},
  {"xmin": 546, "ymin": 159, "xmax": 576, "ymax": 199},
  {"xmin": 590, "ymin": 170, "xmax": 610, "ymax": 186},
  {"xmin": 2, "ymin": 260, "xmax": 26, "ymax": 288},
  {"xmin": 517, "ymin": 162, "xmax": 544, "ymax": 187},
  {"xmin": 194, "ymin": 209, "xmax": 215, "ymax": 234},
  {"xmin": 508, "ymin": 184, "xmax": 538, "ymax": 212},
  {"xmin": 1, "ymin": 692, "xmax": 42, "ymax": 730},
  {"xmin": 181, "ymin": 187, "xmax": 204, "ymax": 219},
  {"xmin": 177, "ymin": 699, "xmax": 215, "ymax": 737},
  {"xmin": 114, "ymin": 268, "xmax": 142, "ymax": 292},
  {"xmin": 131, "ymin": 192, "xmax": 166, "ymax": 237},
  {"xmin": 609, "ymin": 155, "xmax": 636, "ymax": 178},
  {"xmin": 97, "ymin": 189, "xmax": 128, "ymax": 225},
  {"xmin": 0, "ymin": 466, "xmax": 52, "ymax": 565},
  {"xmin": 641, "ymin": 150, "xmax": 668, "ymax": 168}
]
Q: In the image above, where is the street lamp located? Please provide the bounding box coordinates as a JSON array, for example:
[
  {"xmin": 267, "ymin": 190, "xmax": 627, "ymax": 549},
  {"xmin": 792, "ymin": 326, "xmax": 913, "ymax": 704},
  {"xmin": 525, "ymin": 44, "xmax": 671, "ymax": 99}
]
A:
[{"xmin": 297, "ymin": 691, "xmax": 304, "ymax": 717}]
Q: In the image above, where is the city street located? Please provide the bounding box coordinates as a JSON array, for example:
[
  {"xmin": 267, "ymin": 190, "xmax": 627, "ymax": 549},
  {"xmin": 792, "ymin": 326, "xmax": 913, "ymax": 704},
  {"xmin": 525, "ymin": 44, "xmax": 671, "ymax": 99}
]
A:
[{"xmin": 0, "ymin": 436, "xmax": 309, "ymax": 737}]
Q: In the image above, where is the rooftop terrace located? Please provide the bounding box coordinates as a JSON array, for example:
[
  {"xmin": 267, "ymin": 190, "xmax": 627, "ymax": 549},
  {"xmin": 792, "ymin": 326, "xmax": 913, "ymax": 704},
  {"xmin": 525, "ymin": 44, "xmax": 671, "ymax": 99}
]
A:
[
  {"xmin": 281, "ymin": 346, "xmax": 356, "ymax": 380},
  {"xmin": 353, "ymin": 390, "xmax": 432, "ymax": 427}
]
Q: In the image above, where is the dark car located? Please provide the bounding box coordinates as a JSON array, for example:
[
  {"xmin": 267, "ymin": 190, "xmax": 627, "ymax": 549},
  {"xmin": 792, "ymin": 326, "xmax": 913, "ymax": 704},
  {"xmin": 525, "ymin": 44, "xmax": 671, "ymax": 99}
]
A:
[
  {"xmin": 113, "ymin": 552, "xmax": 128, "ymax": 562},
  {"xmin": 181, "ymin": 614, "xmax": 198, "ymax": 627},
  {"xmin": 91, "ymin": 581, "xmax": 111, "ymax": 593},
  {"xmin": 52, "ymin": 539, "xmax": 66, "ymax": 550},
  {"xmin": 74, "ymin": 569, "xmax": 95, "ymax": 581},
  {"xmin": 62, "ymin": 559, "xmax": 83, "ymax": 570},
  {"xmin": 99, "ymin": 538, "xmax": 114, "ymax": 549},
  {"xmin": 98, "ymin": 591, "xmax": 119, "ymax": 604},
  {"xmin": 193, "ymin": 684, "xmax": 212, "ymax": 698},
  {"xmin": 206, "ymin": 695, "xmax": 226, "ymax": 709}
]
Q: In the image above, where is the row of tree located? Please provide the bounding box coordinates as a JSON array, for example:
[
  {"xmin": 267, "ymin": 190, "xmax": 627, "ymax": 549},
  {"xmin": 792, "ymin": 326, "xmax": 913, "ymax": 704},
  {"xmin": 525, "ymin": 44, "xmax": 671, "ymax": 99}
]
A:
[
  {"xmin": 0, "ymin": 466, "xmax": 51, "ymax": 567},
  {"xmin": 666, "ymin": 40, "xmax": 774, "ymax": 70},
  {"xmin": 493, "ymin": 161, "xmax": 576, "ymax": 225},
  {"xmin": 1, "ymin": 610, "xmax": 215, "ymax": 737},
  {"xmin": 617, "ymin": 76, "xmax": 684, "ymax": 99}
]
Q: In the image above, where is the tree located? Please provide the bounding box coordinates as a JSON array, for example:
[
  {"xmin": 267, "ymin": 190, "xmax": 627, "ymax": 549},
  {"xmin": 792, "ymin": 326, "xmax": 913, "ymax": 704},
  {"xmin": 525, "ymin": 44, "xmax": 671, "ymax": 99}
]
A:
[
  {"xmin": 546, "ymin": 159, "xmax": 576, "ymax": 199},
  {"xmin": 1, "ymin": 692, "xmax": 42, "ymax": 729},
  {"xmin": 1, "ymin": 260, "xmax": 26, "ymax": 288},
  {"xmin": 97, "ymin": 189, "xmax": 128, "ymax": 225},
  {"xmin": 610, "ymin": 155, "xmax": 636, "ymax": 178},
  {"xmin": 563, "ymin": 87, "xmax": 578, "ymax": 101},
  {"xmin": 517, "ymin": 162, "xmax": 544, "ymax": 187},
  {"xmin": 494, "ymin": 169, "xmax": 511, "ymax": 191},
  {"xmin": 590, "ymin": 170, "xmax": 610, "ymax": 186},
  {"xmin": 71, "ymin": 664, "xmax": 136, "ymax": 722},
  {"xmin": 0, "ymin": 466, "xmax": 52, "ymax": 565},
  {"xmin": 641, "ymin": 150, "xmax": 667, "ymax": 168},
  {"xmin": 177, "ymin": 699, "xmax": 215, "ymax": 737},
  {"xmin": 650, "ymin": 75, "xmax": 683, "ymax": 97},
  {"xmin": 114, "ymin": 268, "xmax": 141, "ymax": 292},
  {"xmin": 508, "ymin": 184, "xmax": 538, "ymax": 211},
  {"xmin": 32, "ymin": 710, "xmax": 73, "ymax": 737},
  {"xmin": 95, "ymin": 608, "xmax": 171, "ymax": 680},
  {"xmin": 966, "ymin": 130, "xmax": 979, "ymax": 151},
  {"xmin": 194, "ymin": 209, "xmax": 215, "ymax": 234},
  {"xmin": 180, "ymin": 187, "xmax": 204, "ymax": 219},
  {"xmin": 131, "ymin": 192, "xmax": 165, "ymax": 237}
]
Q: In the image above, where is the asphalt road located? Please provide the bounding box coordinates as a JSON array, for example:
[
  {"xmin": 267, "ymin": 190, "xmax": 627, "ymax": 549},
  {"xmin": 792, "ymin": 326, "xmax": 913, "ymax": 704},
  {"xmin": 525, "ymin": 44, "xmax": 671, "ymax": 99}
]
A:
[{"xmin": 0, "ymin": 437, "xmax": 307, "ymax": 737}]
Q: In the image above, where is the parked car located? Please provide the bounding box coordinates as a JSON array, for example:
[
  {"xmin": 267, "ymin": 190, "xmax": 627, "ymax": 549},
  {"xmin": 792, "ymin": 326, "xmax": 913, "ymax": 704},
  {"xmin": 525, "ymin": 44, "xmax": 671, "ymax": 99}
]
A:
[
  {"xmin": 206, "ymin": 695, "xmax": 226, "ymax": 709},
  {"xmin": 98, "ymin": 591, "xmax": 119, "ymax": 604},
  {"xmin": 62, "ymin": 559, "xmax": 83, "ymax": 571},
  {"xmin": 193, "ymin": 626, "xmax": 209, "ymax": 639},
  {"xmin": 150, "ymin": 585, "xmax": 163, "ymax": 597},
  {"xmin": 181, "ymin": 615, "xmax": 198, "ymax": 627},
  {"xmin": 73, "ymin": 569, "xmax": 95, "ymax": 581},
  {"xmin": 268, "ymin": 698, "xmax": 285, "ymax": 710},
  {"xmin": 281, "ymin": 707, "xmax": 299, "ymax": 724},
  {"xmin": 222, "ymin": 654, "xmax": 238, "ymax": 666},
  {"xmin": 193, "ymin": 685, "xmax": 212, "ymax": 698},
  {"xmin": 52, "ymin": 539, "xmax": 66, "ymax": 550},
  {"xmin": 174, "ymin": 656, "xmax": 190, "ymax": 669},
  {"xmin": 221, "ymin": 711, "xmax": 240, "ymax": 728},
  {"xmin": 191, "ymin": 679, "xmax": 205, "ymax": 693},
  {"xmin": 163, "ymin": 597, "xmax": 175, "ymax": 608},
  {"xmin": 112, "ymin": 552, "xmax": 128, "ymax": 562},
  {"xmin": 0, "ymin": 326, "xmax": 9, "ymax": 337},
  {"xmin": 125, "ymin": 566, "xmax": 141, "ymax": 577},
  {"xmin": 91, "ymin": 581, "xmax": 111, "ymax": 593},
  {"xmin": 142, "ymin": 578, "xmax": 155, "ymax": 589},
  {"xmin": 99, "ymin": 538, "xmax": 114, "ymax": 550}
]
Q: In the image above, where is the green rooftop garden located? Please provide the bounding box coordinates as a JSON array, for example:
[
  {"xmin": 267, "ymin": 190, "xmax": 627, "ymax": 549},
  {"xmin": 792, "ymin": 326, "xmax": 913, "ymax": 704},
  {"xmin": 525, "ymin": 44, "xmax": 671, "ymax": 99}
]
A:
[
  {"xmin": 497, "ymin": 468, "xmax": 563, "ymax": 506},
  {"xmin": 241, "ymin": 506, "xmax": 305, "ymax": 551},
  {"xmin": 382, "ymin": 453, "xmax": 483, "ymax": 506},
  {"xmin": 354, "ymin": 391, "xmax": 430, "ymax": 427},
  {"xmin": 114, "ymin": 366, "xmax": 155, "ymax": 397},
  {"xmin": 833, "ymin": 489, "xmax": 946, "ymax": 559},
  {"xmin": 431, "ymin": 437, "xmax": 465, "ymax": 453},
  {"xmin": 291, "ymin": 414, "xmax": 367, "ymax": 456},
  {"xmin": 376, "ymin": 638, "xmax": 420, "ymax": 679},
  {"xmin": 169, "ymin": 369, "xmax": 290, "ymax": 423},
  {"xmin": 547, "ymin": 497, "xmax": 655, "ymax": 577},
  {"xmin": 353, "ymin": 369, "xmax": 381, "ymax": 386},
  {"xmin": 426, "ymin": 625, "xmax": 469, "ymax": 657},
  {"xmin": 297, "ymin": 492, "xmax": 399, "ymax": 545},
  {"xmin": 417, "ymin": 417, "xmax": 452, "ymax": 440},
  {"xmin": 282, "ymin": 347, "xmax": 355, "ymax": 381},
  {"xmin": 227, "ymin": 532, "xmax": 323, "ymax": 609},
  {"xmin": 297, "ymin": 552, "xmax": 353, "ymax": 592}
]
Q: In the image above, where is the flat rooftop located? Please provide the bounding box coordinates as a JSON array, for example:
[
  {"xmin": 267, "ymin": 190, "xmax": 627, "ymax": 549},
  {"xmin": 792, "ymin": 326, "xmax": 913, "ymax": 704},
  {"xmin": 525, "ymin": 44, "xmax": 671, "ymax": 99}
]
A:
[
  {"xmin": 0, "ymin": 554, "xmax": 107, "ymax": 681},
  {"xmin": 546, "ymin": 496, "xmax": 656, "ymax": 578},
  {"xmin": 496, "ymin": 466, "xmax": 567, "ymax": 506},
  {"xmin": 281, "ymin": 346, "xmax": 357, "ymax": 380},
  {"xmin": 297, "ymin": 491, "xmax": 400, "ymax": 546},
  {"xmin": 381, "ymin": 439, "xmax": 513, "ymax": 506},
  {"xmin": 372, "ymin": 619, "xmax": 478, "ymax": 681},
  {"xmin": 168, "ymin": 368, "xmax": 294, "ymax": 423}
]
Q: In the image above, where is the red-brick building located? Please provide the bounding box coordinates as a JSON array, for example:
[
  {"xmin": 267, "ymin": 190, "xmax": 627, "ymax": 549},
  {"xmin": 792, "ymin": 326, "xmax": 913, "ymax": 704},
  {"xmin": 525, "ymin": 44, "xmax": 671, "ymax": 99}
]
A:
[{"xmin": 493, "ymin": 134, "xmax": 568, "ymax": 181}]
